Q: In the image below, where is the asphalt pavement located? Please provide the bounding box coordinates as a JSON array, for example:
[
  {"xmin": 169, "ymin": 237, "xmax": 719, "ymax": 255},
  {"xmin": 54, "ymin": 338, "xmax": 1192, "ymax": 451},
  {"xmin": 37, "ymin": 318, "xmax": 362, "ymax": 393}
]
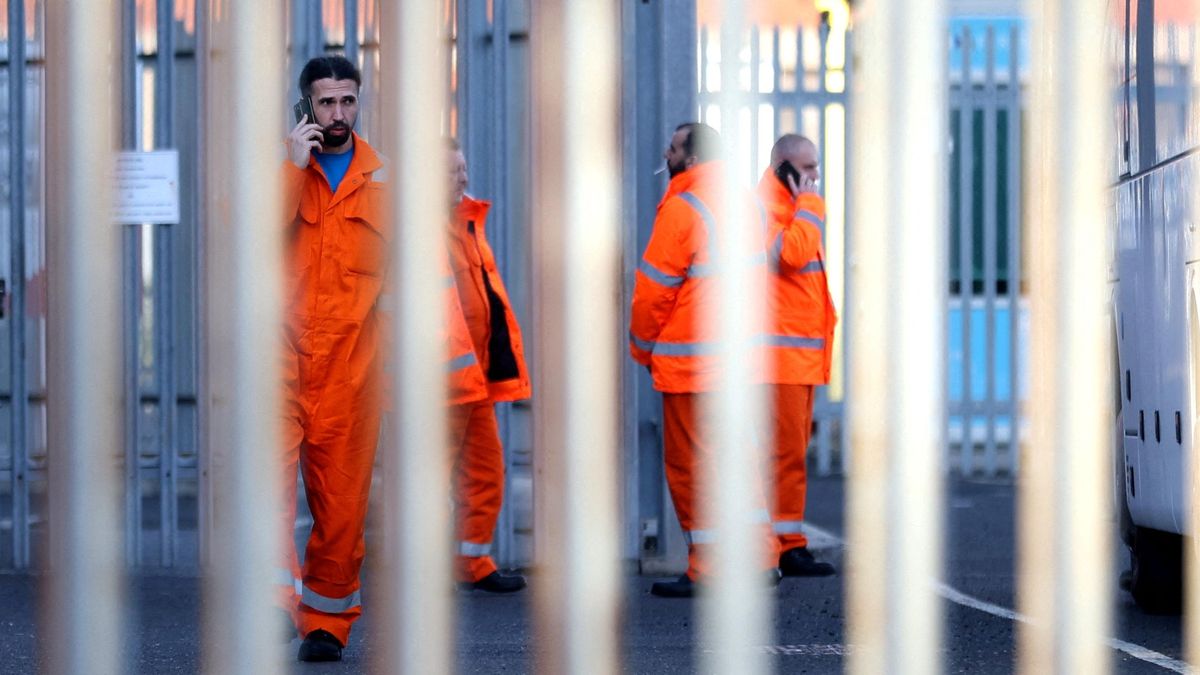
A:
[{"xmin": 0, "ymin": 476, "xmax": 1185, "ymax": 674}]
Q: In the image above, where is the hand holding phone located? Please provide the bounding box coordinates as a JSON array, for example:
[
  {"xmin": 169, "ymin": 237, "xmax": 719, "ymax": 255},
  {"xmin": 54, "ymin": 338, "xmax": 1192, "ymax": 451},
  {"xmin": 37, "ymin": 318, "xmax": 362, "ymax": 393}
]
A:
[
  {"xmin": 293, "ymin": 96, "xmax": 316, "ymax": 125},
  {"xmin": 287, "ymin": 96, "xmax": 322, "ymax": 169},
  {"xmin": 775, "ymin": 159, "xmax": 801, "ymax": 190}
]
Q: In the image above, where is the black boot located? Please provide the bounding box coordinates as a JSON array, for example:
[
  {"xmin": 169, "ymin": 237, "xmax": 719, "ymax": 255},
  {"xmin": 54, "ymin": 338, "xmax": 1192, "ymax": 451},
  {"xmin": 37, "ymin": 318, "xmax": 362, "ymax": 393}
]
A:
[
  {"xmin": 650, "ymin": 574, "xmax": 696, "ymax": 598},
  {"xmin": 779, "ymin": 547, "xmax": 835, "ymax": 577},
  {"xmin": 297, "ymin": 629, "xmax": 344, "ymax": 662},
  {"xmin": 464, "ymin": 570, "xmax": 527, "ymax": 593}
]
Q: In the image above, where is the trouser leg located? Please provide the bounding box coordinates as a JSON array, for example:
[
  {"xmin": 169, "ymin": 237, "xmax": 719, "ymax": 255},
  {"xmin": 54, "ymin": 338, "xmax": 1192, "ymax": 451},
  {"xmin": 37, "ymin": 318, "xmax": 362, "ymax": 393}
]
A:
[
  {"xmin": 771, "ymin": 384, "xmax": 815, "ymax": 552},
  {"xmin": 452, "ymin": 400, "xmax": 505, "ymax": 582}
]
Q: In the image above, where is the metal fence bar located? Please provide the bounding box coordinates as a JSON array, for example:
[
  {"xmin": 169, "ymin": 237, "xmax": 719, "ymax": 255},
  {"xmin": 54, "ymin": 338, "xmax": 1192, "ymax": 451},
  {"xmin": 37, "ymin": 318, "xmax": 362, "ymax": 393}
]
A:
[
  {"xmin": 45, "ymin": 1, "xmax": 124, "ymax": 671},
  {"xmin": 846, "ymin": 0, "xmax": 946, "ymax": 670},
  {"xmin": 982, "ymin": 25, "xmax": 1000, "ymax": 475},
  {"xmin": 1006, "ymin": 22, "xmax": 1022, "ymax": 476},
  {"xmin": 155, "ymin": 0, "xmax": 178, "ymax": 567},
  {"xmin": 6, "ymin": 0, "xmax": 28, "ymax": 571},
  {"xmin": 530, "ymin": 3, "xmax": 621, "ymax": 671},
  {"xmin": 343, "ymin": 0, "xmax": 358, "ymax": 64},
  {"xmin": 376, "ymin": 3, "xmax": 452, "ymax": 672},
  {"xmin": 956, "ymin": 25, "xmax": 975, "ymax": 476},
  {"xmin": 200, "ymin": 2, "xmax": 284, "ymax": 672},
  {"xmin": 1016, "ymin": 0, "xmax": 1111, "ymax": 671},
  {"xmin": 121, "ymin": 0, "xmax": 142, "ymax": 569}
]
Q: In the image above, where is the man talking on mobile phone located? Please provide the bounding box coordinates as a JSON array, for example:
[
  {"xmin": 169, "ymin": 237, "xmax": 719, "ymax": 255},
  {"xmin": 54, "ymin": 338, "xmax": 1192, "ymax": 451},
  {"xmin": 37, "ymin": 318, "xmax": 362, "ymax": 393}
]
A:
[
  {"xmin": 757, "ymin": 134, "xmax": 838, "ymax": 578},
  {"xmin": 277, "ymin": 54, "xmax": 387, "ymax": 662}
]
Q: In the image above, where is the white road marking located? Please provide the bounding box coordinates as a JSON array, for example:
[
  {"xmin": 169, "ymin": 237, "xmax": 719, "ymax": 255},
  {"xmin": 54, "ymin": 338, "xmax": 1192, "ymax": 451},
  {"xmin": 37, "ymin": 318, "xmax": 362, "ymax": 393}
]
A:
[{"xmin": 801, "ymin": 523, "xmax": 1189, "ymax": 672}]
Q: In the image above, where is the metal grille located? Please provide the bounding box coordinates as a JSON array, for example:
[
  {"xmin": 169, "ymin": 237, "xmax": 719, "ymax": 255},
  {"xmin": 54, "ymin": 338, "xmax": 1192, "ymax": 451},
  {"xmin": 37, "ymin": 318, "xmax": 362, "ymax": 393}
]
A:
[{"xmin": 946, "ymin": 19, "xmax": 1027, "ymax": 478}]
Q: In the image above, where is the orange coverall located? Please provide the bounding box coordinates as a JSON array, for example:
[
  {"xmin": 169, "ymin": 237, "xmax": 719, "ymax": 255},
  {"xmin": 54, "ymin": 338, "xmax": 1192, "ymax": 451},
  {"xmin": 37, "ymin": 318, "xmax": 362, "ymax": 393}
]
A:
[
  {"xmin": 629, "ymin": 161, "xmax": 779, "ymax": 580},
  {"xmin": 446, "ymin": 195, "xmax": 531, "ymax": 582},
  {"xmin": 277, "ymin": 133, "xmax": 388, "ymax": 644},
  {"xmin": 758, "ymin": 170, "xmax": 838, "ymax": 553}
]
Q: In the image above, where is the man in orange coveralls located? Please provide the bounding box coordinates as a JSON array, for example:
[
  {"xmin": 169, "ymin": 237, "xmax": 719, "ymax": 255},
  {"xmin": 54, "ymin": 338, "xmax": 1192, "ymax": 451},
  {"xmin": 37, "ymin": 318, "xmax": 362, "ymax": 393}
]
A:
[
  {"xmin": 630, "ymin": 122, "xmax": 781, "ymax": 598},
  {"xmin": 758, "ymin": 134, "xmax": 837, "ymax": 577},
  {"xmin": 445, "ymin": 138, "xmax": 530, "ymax": 593},
  {"xmin": 278, "ymin": 55, "xmax": 387, "ymax": 662}
]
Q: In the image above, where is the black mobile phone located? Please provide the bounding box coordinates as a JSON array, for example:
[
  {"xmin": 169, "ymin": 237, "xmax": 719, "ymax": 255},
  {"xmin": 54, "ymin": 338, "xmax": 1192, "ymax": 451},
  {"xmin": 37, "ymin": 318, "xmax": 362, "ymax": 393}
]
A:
[
  {"xmin": 293, "ymin": 96, "xmax": 315, "ymax": 124},
  {"xmin": 775, "ymin": 159, "xmax": 801, "ymax": 189}
]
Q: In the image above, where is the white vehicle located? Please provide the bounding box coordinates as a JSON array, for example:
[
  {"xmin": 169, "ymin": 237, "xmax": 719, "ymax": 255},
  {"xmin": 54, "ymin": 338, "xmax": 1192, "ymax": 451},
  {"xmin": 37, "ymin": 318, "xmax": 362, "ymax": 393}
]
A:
[{"xmin": 1111, "ymin": 0, "xmax": 1196, "ymax": 613}]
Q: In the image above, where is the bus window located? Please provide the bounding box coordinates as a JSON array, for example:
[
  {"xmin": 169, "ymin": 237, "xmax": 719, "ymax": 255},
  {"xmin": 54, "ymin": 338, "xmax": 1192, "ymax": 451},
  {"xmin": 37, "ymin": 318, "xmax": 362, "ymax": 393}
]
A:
[{"xmin": 1153, "ymin": 0, "xmax": 1198, "ymax": 163}]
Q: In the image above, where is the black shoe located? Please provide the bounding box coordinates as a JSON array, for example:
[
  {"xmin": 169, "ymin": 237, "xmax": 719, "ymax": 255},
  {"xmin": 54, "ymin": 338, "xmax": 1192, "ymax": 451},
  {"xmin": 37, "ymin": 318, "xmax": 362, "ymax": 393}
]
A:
[
  {"xmin": 650, "ymin": 574, "xmax": 696, "ymax": 598},
  {"xmin": 297, "ymin": 629, "xmax": 343, "ymax": 662},
  {"xmin": 463, "ymin": 570, "xmax": 527, "ymax": 593},
  {"xmin": 767, "ymin": 568, "xmax": 783, "ymax": 587},
  {"xmin": 779, "ymin": 547, "xmax": 835, "ymax": 577}
]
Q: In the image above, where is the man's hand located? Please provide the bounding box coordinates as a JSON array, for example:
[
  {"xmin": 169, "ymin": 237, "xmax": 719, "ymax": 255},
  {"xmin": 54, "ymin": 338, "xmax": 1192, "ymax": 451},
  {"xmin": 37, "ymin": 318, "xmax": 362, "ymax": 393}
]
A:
[
  {"xmin": 287, "ymin": 115, "xmax": 323, "ymax": 169},
  {"xmin": 786, "ymin": 173, "xmax": 818, "ymax": 198}
]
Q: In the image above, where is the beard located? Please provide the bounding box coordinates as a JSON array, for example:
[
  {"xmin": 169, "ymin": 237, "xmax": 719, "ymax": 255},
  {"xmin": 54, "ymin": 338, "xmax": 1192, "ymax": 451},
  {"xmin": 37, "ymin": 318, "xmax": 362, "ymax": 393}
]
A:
[
  {"xmin": 667, "ymin": 157, "xmax": 687, "ymax": 178},
  {"xmin": 321, "ymin": 121, "xmax": 352, "ymax": 149}
]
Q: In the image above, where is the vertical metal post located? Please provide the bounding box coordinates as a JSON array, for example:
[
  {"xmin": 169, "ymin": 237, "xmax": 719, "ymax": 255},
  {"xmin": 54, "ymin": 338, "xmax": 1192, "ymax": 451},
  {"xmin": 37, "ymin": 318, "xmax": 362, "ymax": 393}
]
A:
[
  {"xmin": 7, "ymin": 0, "xmax": 28, "ymax": 570},
  {"xmin": 982, "ymin": 26, "xmax": 999, "ymax": 475},
  {"xmin": 956, "ymin": 26, "xmax": 974, "ymax": 475},
  {"xmin": 155, "ymin": 0, "xmax": 179, "ymax": 567},
  {"xmin": 1006, "ymin": 23, "xmax": 1022, "ymax": 476},
  {"xmin": 343, "ymin": 0, "xmax": 358, "ymax": 64},
  {"xmin": 121, "ymin": 0, "xmax": 142, "ymax": 568},
  {"xmin": 377, "ymin": 3, "xmax": 452, "ymax": 673},
  {"xmin": 530, "ymin": 1, "xmax": 621, "ymax": 673},
  {"xmin": 45, "ymin": 1, "xmax": 124, "ymax": 672},
  {"xmin": 845, "ymin": 0, "xmax": 946, "ymax": 671},
  {"xmin": 1017, "ymin": 0, "xmax": 1111, "ymax": 672},
  {"xmin": 201, "ymin": 2, "xmax": 284, "ymax": 673},
  {"xmin": 704, "ymin": 2, "xmax": 771, "ymax": 672}
]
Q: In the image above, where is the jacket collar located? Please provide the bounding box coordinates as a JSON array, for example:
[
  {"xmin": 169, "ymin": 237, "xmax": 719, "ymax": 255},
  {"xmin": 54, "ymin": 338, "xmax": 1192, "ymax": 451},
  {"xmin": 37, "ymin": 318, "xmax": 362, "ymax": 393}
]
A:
[
  {"xmin": 453, "ymin": 194, "xmax": 491, "ymax": 226},
  {"xmin": 658, "ymin": 160, "xmax": 724, "ymax": 210},
  {"xmin": 319, "ymin": 132, "xmax": 382, "ymax": 208}
]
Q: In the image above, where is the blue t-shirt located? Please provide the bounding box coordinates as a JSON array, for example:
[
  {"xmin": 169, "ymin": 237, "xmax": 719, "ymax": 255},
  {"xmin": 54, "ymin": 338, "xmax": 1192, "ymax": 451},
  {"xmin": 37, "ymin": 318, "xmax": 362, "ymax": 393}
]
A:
[{"xmin": 314, "ymin": 150, "xmax": 354, "ymax": 194}]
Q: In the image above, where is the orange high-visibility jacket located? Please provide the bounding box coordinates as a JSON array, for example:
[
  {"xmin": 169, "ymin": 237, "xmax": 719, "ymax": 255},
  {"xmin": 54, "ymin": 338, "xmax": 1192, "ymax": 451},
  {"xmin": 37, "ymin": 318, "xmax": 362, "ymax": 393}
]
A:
[
  {"xmin": 446, "ymin": 196, "xmax": 531, "ymax": 402},
  {"xmin": 630, "ymin": 161, "xmax": 768, "ymax": 393},
  {"xmin": 758, "ymin": 170, "xmax": 838, "ymax": 385},
  {"xmin": 444, "ymin": 256, "xmax": 489, "ymax": 406}
]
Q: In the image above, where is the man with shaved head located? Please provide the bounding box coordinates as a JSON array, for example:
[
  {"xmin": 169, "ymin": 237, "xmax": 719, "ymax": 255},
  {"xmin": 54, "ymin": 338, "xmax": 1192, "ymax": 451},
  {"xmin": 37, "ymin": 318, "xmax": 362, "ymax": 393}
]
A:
[{"xmin": 757, "ymin": 134, "xmax": 838, "ymax": 577}]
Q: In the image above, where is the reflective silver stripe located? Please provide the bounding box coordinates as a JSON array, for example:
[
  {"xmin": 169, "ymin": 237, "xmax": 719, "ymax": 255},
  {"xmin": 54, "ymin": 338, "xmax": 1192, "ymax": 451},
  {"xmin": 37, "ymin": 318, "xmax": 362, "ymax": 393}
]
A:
[
  {"xmin": 773, "ymin": 520, "xmax": 806, "ymax": 534},
  {"xmin": 677, "ymin": 191, "xmax": 718, "ymax": 232},
  {"xmin": 769, "ymin": 231, "xmax": 784, "ymax": 269},
  {"xmin": 794, "ymin": 208, "xmax": 824, "ymax": 231},
  {"xmin": 799, "ymin": 259, "xmax": 824, "ymax": 274},
  {"xmin": 447, "ymin": 351, "xmax": 478, "ymax": 372},
  {"xmin": 638, "ymin": 259, "xmax": 685, "ymax": 288},
  {"xmin": 458, "ymin": 541, "xmax": 492, "ymax": 557},
  {"xmin": 764, "ymin": 334, "xmax": 826, "ymax": 350},
  {"xmin": 684, "ymin": 529, "xmax": 716, "ymax": 546},
  {"xmin": 651, "ymin": 340, "xmax": 717, "ymax": 357},
  {"xmin": 629, "ymin": 331, "xmax": 656, "ymax": 354},
  {"xmin": 301, "ymin": 585, "xmax": 362, "ymax": 614},
  {"xmin": 443, "ymin": 274, "xmax": 455, "ymax": 289}
]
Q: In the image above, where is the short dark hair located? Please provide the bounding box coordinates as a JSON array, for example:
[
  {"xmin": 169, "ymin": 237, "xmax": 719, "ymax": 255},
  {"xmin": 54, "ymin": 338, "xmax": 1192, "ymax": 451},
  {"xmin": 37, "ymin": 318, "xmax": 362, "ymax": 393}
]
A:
[
  {"xmin": 299, "ymin": 55, "xmax": 362, "ymax": 96},
  {"xmin": 675, "ymin": 122, "xmax": 721, "ymax": 163}
]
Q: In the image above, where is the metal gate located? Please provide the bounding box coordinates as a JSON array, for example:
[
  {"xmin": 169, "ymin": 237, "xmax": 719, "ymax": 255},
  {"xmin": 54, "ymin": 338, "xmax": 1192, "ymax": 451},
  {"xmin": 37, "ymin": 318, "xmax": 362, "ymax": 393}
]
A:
[{"xmin": 946, "ymin": 18, "xmax": 1027, "ymax": 478}]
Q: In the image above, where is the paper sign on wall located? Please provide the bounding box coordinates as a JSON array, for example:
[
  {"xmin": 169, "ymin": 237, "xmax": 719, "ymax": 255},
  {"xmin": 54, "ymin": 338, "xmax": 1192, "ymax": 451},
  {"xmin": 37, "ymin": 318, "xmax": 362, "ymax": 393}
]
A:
[{"xmin": 113, "ymin": 150, "xmax": 180, "ymax": 225}]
